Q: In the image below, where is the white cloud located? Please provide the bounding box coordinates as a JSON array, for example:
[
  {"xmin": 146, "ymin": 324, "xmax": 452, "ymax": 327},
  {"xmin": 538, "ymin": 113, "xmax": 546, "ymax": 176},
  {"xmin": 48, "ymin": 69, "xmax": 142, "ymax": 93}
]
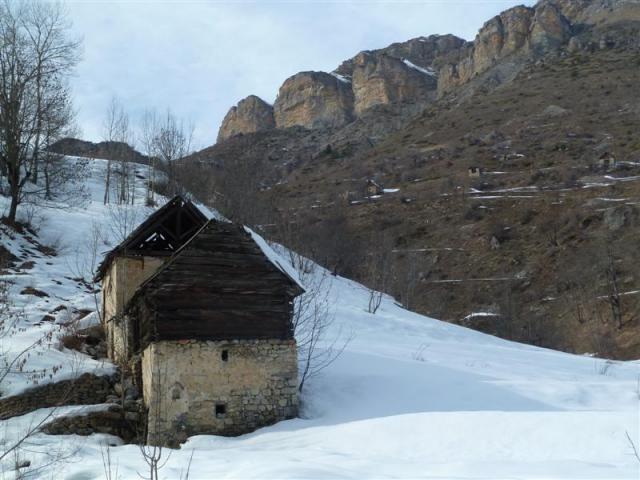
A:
[{"xmin": 67, "ymin": 0, "xmax": 536, "ymax": 149}]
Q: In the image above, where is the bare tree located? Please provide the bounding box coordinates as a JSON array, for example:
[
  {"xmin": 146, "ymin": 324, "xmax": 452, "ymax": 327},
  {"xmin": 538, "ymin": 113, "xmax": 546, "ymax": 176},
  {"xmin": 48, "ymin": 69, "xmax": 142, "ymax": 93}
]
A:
[
  {"xmin": 138, "ymin": 361, "xmax": 171, "ymax": 480},
  {"xmin": 267, "ymin": 216, "xmax": 352, "ymax": 393},
  {"xmin": 365, "ymin": 232, "xmax": 393, "ymax": 314},
  {"xmin": 0, "ymin": 0, "xmax": 80, "ymax": 224},
  {"xmin": 139, "ymin": 108, "xmax": 159, "ymax": 205},
  {"xmin": 153, "ymin": 110, "xmax": 194, "ymax": 196},
  {"xmin": 289, "ymin": 253, "xmax": 351, "ymax": 393},
  {"xmin": 605, "ymin": 242, "xmax": 623, "ymax": 329},
  {"xmin": 102, "ymin": 97, "xmax": 134, "ymax": 205}
]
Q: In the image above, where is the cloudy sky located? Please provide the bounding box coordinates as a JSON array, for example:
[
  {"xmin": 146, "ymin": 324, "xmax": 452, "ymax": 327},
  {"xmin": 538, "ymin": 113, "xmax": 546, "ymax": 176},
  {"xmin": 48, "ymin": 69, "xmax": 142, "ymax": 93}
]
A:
[{"xmin": 67, "ymin": 0, "xmax": 535, "ymax": 149}]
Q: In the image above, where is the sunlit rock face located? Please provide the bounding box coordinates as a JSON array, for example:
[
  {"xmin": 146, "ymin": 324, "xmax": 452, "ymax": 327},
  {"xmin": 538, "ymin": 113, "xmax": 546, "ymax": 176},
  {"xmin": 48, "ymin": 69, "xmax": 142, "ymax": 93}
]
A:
[
  {"xmin": 217, "ymin": 95, "xmax": 275, "ymax": 143},
  {"xmin": 273, "ymin": 72, "xmax": 355, "ymax": 130}
]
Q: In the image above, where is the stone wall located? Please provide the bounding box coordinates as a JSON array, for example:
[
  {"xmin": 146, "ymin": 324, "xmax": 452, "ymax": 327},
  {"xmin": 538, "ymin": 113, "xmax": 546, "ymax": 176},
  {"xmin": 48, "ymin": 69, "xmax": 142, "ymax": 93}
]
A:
[
  {"xmin": 42, "ymin": 404, "xmax": 140, "ymax": 442},
  {"xmin": 0, "ymin": 373, "xmax": 114, "ymax": 420},
  {"xmin": 142, "ymin": 339, "xmax": 298, "ymax": 446},
  {"xmin": 102, "ymin": 255, "xmax": 164, "ymax": 362}
]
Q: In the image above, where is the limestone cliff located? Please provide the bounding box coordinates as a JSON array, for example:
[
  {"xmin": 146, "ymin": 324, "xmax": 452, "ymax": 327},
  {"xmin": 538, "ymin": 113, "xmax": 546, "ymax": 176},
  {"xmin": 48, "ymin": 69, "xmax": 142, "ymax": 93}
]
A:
[
  {"xmin": 438, "ymin": 0, "xmax": 640, "ymax": 95},
  {"xmin": 217, "ymin": 95, "xmax": 275, "ymax": 142},
  {"xmin": 438, "ymin": 2, "xmax": 569, "ymax": 94},
  {"xmin": 350, "ymin": 52, "xmax": 437, "ymax": 115},
  {"xmin": 273, "ymin": 72, "xmax": 354, "ymax": 130},
  {"xmin": 217, "ymin": 0, "xmax": 640, "ymax": 142},
  {"xmin": 334, "ymin": 35, "xmax": 466, "ymax": 115}
]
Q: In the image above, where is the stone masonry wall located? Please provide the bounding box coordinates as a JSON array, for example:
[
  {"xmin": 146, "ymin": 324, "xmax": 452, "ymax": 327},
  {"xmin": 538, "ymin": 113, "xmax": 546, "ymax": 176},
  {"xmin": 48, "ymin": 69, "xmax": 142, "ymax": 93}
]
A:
[
  {"xmin": 42, "ymin": 404, "xmax": 140, "ymax": 442},
  {"xmin": 142, "ymin": 339, "xmax": 298, "ymax": 446},
  {"xmin": 102, "ymin": 256, "xmax": 164, "ymax": 362},
  {"xmin": 0, "ymin": 373, "xmax": 114, "ymax": 420}
]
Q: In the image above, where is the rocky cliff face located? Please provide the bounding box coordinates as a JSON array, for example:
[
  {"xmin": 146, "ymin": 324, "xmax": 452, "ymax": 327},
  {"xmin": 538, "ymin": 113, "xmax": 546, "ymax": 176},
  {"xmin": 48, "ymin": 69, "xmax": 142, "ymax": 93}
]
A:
[
  {"xmin": 350, "ymin": 52, "xmax": 437, "ymax": 115},
  {"xmin": 217, "ymin": 95, "xmax": 275, "ymax": 142},
  {"xmin": 272, "ymin": 72, "xmax": 354, "ymax": 130},
  {"xmin": 437, "ymin": 0, "xmax": 640, "ymax": 95},
  {"xmin": 438, "ymin": 2, "xmax": 572, "ymax": 94},
  {"xmin": 334, "ymin": 35, "xmax": 465, "ymax": 116},
  {"xmin": 217, "ymin": 0, "xmax": 640, "ymax": 142}
]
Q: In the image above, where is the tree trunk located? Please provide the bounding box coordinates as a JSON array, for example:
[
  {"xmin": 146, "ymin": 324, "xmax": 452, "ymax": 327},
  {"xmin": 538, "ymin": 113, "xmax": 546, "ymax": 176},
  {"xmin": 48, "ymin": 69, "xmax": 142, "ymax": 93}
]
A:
[{"xmin": 7, "ymin": 195, "xmax": 18, "ymax": 224}]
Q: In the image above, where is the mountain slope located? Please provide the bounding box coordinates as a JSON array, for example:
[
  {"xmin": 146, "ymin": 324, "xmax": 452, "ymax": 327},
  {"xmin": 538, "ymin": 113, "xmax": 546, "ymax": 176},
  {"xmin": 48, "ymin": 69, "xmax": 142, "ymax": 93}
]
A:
[
  {"xmin": 188, "ymin": 0, "xmax": 640, "ymax": 358},
  {"xmin": 0, "ymin": 156, "xmax": 638, "ymax": 479}
]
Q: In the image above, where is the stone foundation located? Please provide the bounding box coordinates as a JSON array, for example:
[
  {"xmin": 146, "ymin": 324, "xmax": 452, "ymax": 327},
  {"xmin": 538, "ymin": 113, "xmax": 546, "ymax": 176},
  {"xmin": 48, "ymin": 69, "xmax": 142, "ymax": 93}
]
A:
[{"xmin": 142, "ymin": 339, "xmax": 298, "ymax": 446}]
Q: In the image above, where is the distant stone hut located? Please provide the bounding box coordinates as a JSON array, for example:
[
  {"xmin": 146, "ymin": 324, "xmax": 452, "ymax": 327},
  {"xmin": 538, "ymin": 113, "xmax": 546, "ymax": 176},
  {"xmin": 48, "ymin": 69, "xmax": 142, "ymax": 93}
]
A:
[
  {"xmin": 468, "ymin": 166, "xmax": 484, "ymax": 178},
  {"xmin": 365, "ymin": 179, "xmax": 384, "ymax": 197},
  {"xmin": 96, "ymin": 196, "xmax": 304, "ymax": 446},
  {"xmin": 598, "ymin": 152, "xmax": 617, "ymax": 170}
]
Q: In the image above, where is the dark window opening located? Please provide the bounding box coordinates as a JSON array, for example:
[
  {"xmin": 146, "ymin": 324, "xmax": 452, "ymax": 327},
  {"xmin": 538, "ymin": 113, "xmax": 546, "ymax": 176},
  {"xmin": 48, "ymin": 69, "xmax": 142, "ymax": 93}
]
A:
[
  {"xmin": 215, "ymin": 404, "xmax": 226, "ymax": 419},
  {"xmin": 221, "ymin": 350, "xmax": 229, "ymax": 362}
]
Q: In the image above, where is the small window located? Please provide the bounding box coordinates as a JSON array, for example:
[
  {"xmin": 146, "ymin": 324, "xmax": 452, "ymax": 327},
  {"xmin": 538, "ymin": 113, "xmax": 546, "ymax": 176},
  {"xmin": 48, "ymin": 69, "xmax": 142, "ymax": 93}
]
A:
[
  {"xmin": 221, "ymin": 350, "xmax": 229, "ymax": 362},
  {"xmin": 215, "ymin": 404, "xmax": 226, "ymax": 419}
]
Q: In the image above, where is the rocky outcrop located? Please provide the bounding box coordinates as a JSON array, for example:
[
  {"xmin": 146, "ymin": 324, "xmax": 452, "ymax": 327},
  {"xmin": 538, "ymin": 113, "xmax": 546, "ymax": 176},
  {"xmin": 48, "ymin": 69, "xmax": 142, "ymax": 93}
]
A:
[
  {"xmin": 217, "ymin": 0, "xmax": 640, "ymax": 140},
  {"xmin": 530, "ymin": 3, "xmax": 571, "ymax": 53},
  {"xmin": 273, "ymin": 72, "xmax": 354, "ymax": 130},
  {"xmin": 335, "ymin": 34, "xmax": 468, "ymax": 79},
  {"xmin": 217, "ymin": 95, "xmax": 275, "ymax": 142},
  {"xmin": 438, "ymin": 0, "xmax": 640, "ymax": 96},
  {"xmin": 438, "ymin": 2, "xmax": 570, "ymax": 95},
  {"xmin": 350, "ymin": 52, "xmax": 438, "ymax": 115}
]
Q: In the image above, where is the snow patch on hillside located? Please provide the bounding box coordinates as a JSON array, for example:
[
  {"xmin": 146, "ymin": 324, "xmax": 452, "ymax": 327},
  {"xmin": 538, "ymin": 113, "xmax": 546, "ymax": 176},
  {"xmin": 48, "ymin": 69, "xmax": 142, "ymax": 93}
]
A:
[{"xmin": 403, "ymin": 58, "xmax": 437, "ymax": 77}]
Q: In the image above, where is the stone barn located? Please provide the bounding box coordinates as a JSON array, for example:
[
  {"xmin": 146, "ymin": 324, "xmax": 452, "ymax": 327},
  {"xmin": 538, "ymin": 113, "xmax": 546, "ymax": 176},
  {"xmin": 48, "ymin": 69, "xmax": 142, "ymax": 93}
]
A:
[
  {"xmin": 365, "ymin": 179, "xmax": 384, "ymax": 197},
  {"xmin": 468, "ymin": 166, "xmax": 484, "ymax": 178},
  {"xmin": 97, "ymin": 198, "xmax": 304, "ymax": 446},
  {"xmin": 96, "ymin": 195, "xmax": 208, "ymax": 362},
  {"xmin": 598, "ymin": 152, "xmax": 617, "ymax": 170}
]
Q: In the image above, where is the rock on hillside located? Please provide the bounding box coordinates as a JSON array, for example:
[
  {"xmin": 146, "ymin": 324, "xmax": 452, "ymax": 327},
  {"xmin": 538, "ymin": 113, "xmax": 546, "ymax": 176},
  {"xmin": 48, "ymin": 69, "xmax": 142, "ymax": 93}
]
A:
[
  {"xmin": 273, "ymin": 72, "xmax": 355, "ymax": 130},
  {"xmin": 217, "ymin": 95, "xmax": 275, "ymax": 142}
]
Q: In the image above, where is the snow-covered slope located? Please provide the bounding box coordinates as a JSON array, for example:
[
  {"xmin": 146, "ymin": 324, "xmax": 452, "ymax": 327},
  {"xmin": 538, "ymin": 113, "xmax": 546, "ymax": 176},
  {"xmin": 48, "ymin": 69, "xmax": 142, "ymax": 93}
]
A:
[{"xmin": 1, "ymin": 158, "xmax": 639, "ymax": 479}]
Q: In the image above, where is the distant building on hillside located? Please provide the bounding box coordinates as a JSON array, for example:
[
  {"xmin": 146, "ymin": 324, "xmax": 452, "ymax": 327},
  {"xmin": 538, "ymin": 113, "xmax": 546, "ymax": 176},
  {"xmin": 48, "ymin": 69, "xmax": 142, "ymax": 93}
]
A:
[
  {"xmin": 96, "ymin": 196, "xmax": 304, "ymax": 446},
  {"xmin": 468, "ymin": 166, "xmax": 484, "ymax": 178},
  {"xmin": 598, "ymin": 152, "xmax": 617, "ymax": 170},
  {"xmin": 365, "ymin": 179, "xmax": 384, "ymax": 197}
]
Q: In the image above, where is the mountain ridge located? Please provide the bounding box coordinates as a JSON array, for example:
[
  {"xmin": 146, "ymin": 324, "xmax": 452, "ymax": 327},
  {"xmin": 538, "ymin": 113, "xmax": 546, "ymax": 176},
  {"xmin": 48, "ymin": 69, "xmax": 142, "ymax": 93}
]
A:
[{"xmin": 216, "ymin": 0, "xmax": 640, "ymax": 142}]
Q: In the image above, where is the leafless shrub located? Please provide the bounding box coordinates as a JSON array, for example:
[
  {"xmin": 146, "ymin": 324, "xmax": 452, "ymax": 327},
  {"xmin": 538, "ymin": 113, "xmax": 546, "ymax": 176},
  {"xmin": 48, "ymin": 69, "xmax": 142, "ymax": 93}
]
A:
[
  {"xmin": 100, "ymin": 442, "xmax": 120, "ymax": 480},
  {"xmin": 107, "ymin": 204, "xmax": 146, "ymax": 244},
  {"xmin": 364, "ymin": 232, "xmax": 393, "ymax": 314},
  {"xmin": 285, "ymin": 249, "xmax": 351, "ymax": 393},
  {"xmin": 138, "ymin": 361, "xmax": 172, "ymax": 480},
  {"xmin": 412, "ymin": 344, "xmax": 428, "ymax": 362},
  {"xmin": 626, "ymin": 431, "xmax": 640, "ymax": 464}
]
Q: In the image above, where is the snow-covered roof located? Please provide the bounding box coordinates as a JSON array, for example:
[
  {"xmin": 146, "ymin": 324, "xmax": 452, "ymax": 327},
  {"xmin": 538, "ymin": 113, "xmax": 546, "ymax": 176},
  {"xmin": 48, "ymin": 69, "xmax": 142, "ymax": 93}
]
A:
[{"xmin": 245, "ymin": 226, "xmax": 305, "ymax": 292}]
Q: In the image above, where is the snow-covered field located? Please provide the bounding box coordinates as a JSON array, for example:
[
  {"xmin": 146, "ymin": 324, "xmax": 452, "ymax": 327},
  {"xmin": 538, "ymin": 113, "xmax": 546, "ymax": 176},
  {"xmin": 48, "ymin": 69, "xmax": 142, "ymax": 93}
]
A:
[{"xmin": 1, "ymin": 158, "xmax": 639, "ymax": 479}]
